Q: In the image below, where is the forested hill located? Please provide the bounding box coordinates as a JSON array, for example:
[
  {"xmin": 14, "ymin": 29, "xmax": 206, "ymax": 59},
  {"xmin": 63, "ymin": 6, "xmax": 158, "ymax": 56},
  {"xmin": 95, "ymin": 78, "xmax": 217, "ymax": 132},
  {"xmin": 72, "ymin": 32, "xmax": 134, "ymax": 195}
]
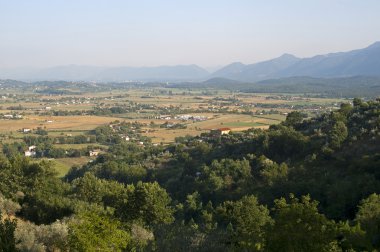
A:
[{"xmin": 1, "ymin": 98, "xmax": 380, "ymax": 251}]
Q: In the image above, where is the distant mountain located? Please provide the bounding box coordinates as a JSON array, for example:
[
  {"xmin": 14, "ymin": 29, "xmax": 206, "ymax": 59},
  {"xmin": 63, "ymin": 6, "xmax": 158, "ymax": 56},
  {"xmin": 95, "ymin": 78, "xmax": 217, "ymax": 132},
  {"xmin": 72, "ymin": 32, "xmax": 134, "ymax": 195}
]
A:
[
  {"xmin": 212, "ymin": 54, "xmax": 300, "ymax": 81},
  {"xmin": 276, "ymin": 42, "xmax": 380, "ymax": 78},
  {"xmin": 2, "ymin": 42, "xmax": 380, "ymax": 82},
  {"xmin": 212, "ymin": 42, "xmax": 380, "ymax": 81},
  {"xmin": 211, "ymin": 62, "xmax": 246, "ymax": 79},
  {"xmin": 0, "ymin": 65, "xmax": 209, "ymax": 82}
]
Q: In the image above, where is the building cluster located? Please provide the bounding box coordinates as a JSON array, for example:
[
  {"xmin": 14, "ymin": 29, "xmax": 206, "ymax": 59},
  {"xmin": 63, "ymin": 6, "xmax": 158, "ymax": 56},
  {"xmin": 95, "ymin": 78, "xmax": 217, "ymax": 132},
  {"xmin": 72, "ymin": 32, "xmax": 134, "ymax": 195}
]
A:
[{"xmin": 2, "ymin": 114, "xmax": 23, "ymax": 119}]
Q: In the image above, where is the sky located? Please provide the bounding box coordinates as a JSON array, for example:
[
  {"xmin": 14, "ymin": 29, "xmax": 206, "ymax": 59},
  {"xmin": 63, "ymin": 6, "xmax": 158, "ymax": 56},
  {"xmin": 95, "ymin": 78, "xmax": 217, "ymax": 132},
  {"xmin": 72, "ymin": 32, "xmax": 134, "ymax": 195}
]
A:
[{"xmin": 1, "ymin": 0, "xmax": 380, "ymax": 69}]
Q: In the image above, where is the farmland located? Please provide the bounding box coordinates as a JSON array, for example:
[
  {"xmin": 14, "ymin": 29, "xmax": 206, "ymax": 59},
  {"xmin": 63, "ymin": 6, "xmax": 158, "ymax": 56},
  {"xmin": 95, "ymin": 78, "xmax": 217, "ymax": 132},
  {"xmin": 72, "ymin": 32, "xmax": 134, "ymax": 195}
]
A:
[{"xmin": 0, "ymin": 80, "xmax": 346, "ymax": 176}]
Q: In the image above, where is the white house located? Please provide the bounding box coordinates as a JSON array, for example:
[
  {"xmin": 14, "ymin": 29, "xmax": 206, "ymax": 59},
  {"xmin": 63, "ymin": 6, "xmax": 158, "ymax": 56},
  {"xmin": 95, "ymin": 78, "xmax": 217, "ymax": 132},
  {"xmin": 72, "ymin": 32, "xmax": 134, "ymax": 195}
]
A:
[
  {"xmin": 28, "ymin": 146, "xmax": 36, "ymax": 151},
  {"xmin": 25, "ymin": 146, "xmax": 36, "ymax": 157},
  {"xmin": 89, "ymin": 150, "xmax": 100, "ymax": 157},
  {"xmin": 23, "ymin": 128, "xmax": 31, "ymax": 133}
]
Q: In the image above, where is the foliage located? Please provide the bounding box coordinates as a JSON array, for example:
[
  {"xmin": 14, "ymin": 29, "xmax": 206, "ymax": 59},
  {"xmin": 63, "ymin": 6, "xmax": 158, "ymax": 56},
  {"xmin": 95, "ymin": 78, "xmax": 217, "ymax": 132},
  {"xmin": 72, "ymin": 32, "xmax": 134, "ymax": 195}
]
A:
[
  {"xmin": 355, "ymin": 193, "xmax": 380, "ymax": 249},
  {"xmin": 0, "ymin": 211, "xmax": 18, "ymax": 252},
  {"xmin": 266, "ymin": 195, "xmax": 337, "ymax": 252},
  {"xmin": 216, "ymin": 195, "xmax": 273, "ymax": 250},
  {"xmin": 68, "ymin": 210, "xmax": 130, "ymax": 252}
]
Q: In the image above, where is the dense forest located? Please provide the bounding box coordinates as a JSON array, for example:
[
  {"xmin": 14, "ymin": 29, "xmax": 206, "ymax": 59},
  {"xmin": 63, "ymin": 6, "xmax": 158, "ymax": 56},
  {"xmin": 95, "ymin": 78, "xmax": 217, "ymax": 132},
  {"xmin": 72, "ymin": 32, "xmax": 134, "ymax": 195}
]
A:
[{"xmin": 1, "ymin": 98, "xmax": 380, "ymax": 251}]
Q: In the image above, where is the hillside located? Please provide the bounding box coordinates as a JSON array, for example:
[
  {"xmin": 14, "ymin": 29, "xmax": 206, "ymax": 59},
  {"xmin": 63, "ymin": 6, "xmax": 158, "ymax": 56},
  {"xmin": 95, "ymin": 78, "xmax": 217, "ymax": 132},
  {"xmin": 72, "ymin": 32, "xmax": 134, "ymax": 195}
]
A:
[{"xmin": 1, "ymin": 98, "xmax": 380, "ymax": 251}]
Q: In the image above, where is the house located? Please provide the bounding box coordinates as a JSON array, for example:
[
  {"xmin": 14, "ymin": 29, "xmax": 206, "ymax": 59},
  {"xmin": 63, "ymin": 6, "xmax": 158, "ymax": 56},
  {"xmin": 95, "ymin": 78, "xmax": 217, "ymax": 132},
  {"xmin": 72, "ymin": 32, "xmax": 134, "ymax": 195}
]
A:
[
  {"xmin": 210, "ymin": 128, "xmax": 231, "ymax": 136},
  {"xmin": 25, "ymin": 146, "xmax": 36, "ymax": 157},
  {"xmin": 89, "ymin": 150, "xmax": 100, "ymax": 157},
  {"xmin": 28, "ymin": 146, "xmax": 36, "ymax": 151},
  {"xmin": 23, "ymin": 128, "xmax": 31, "ymax": 133},
  {"xmin": 24, "ymin": 151, "xmax": 36, "ymax": 157}
]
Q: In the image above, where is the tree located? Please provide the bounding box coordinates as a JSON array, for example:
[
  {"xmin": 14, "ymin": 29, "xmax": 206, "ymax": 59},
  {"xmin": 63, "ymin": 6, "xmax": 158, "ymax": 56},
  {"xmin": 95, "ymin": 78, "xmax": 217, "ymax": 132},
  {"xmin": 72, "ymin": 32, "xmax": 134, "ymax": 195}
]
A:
[
  {"xmin": 115, "ymin": 182, "xmax": 174, "ymax": 226},
  {"xmin": 197, "ymin": 158, "xmax": 252, "ymax": 201},
  {"xmin": 355, "ymin": 193, "xmax": 380, "ymax": 249},
  {"xmin": 329, "ymin": 121, "xmax": 348, "ymax": 149},
  {"xmin": 257, "ymin": 156, "xmax": 288, "ymax": 186},
  {"xmin": 68, "ymin": 210, "xmax": 130, "ymax": 252},
  {"xmin": 266, "ymin": 194, "xmax": 337, "ymax": 252},
  {"xmin": 216, "ymin": 195, "xmax": 273, "ymax": 250},
  {"xmin": 0, "ymin": 211, "xmax": 18, "ymax": 252},
  {"xmin": 283, "ymin": 111, "xmax": 304, "ymax": 127}
]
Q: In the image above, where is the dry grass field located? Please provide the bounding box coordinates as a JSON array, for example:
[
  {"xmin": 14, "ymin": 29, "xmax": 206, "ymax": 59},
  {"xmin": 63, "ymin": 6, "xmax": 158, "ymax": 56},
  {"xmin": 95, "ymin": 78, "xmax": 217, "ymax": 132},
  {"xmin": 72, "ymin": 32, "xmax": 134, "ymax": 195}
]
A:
[{"xmin": 0, "ymin": 115, "xmax": 123, "ymax": 132}]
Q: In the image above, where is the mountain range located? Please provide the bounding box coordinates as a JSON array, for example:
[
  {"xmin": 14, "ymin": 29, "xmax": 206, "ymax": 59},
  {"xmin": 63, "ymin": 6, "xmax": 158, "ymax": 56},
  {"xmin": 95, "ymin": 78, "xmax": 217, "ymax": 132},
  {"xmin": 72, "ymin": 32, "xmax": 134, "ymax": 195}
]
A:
[
  {"xmin": 1, "ymin": 42, "xmax": 380, "ymax": 82},
  {"xmin": 212, "ymin": 42, "xmax": 380, "ymax": 82}
]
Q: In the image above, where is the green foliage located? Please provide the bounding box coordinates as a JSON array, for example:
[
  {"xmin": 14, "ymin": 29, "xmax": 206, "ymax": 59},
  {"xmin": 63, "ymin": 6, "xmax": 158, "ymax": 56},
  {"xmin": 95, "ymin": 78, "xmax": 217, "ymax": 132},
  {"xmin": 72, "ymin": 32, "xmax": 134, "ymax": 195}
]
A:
[
  {"xmin": 68, "ymin": 210, "xmax": 130, "ymax": 252},
  {"xmin": 197, "ymin": 158, "xmax": 251, "ymax": 202},
  {"xmin": 21, "ymin": 177, "xmax": 73, "ymax": 224},
  {"xmin": 266, "ymin": 195, "xmax": 337, "ymax": 252},
  {"xmin": 216, "ymin": 195, "xmax": 273, "ymax": 250},
  {"xmin": 336, "ymin": 221, "xmax": 372, "ymax": 251},
  {"xmin": 151, "ymin": 222, "xmax": 205, "ymax": 252},
  {"xmin": 115, "ymin": 182, "xmax": 174, "ymax": 226},
  {"xmin": 256, "ymin": 155, "xmax": 288, "ymax": 186},
  {"xmin": 0, "ymin": 211, "xmax": 18, "ymax": 252},
  {"xmin": 355, "ymin": 193, "xmax": 380, "ymax": 249},
  {"xmin": 283, "ymin": 111, "xmax": 305, "ymax": 127},
  {"xmin": 328, "ymin": 121, "xmax": 348, "ymax": 149},
  {"xmin": 71, "ymin": 172, "xmax": 124, "ymax": 204}
]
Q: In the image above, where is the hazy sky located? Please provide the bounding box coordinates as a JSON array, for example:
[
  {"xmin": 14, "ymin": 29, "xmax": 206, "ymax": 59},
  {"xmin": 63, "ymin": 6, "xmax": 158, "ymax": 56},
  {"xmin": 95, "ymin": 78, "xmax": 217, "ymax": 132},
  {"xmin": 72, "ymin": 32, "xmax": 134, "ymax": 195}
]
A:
[{"xmin": 1, "ymin": 0, "xmax": 379, "ymax": 68}]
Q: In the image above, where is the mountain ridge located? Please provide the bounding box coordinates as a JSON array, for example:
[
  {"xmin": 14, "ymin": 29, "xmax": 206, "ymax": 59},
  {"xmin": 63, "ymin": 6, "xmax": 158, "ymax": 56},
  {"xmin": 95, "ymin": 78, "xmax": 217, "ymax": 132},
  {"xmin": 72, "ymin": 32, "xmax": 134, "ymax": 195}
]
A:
[
  {"xmin": 1, "ymin": 42, "xmax": 379, "ymax": 82},
  {"xmin": 213, "ymin": 42, "xmax": 380, "ymax": 81}
]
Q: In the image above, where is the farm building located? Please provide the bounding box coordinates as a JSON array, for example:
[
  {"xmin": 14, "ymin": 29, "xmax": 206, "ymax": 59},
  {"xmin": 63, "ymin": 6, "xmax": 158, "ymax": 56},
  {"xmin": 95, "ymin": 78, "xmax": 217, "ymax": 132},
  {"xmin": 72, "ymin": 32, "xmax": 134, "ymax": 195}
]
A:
[
  {"xmin": 89, "ymin": 150, "xmax": 100, "ymax": 157},
  {"xmin": 23, "ymin": 128, "xmax": 31, "ymax": 133},
  {"xmin": 210, "ymin": 128, "xmax": 231, "ymax": 136}
]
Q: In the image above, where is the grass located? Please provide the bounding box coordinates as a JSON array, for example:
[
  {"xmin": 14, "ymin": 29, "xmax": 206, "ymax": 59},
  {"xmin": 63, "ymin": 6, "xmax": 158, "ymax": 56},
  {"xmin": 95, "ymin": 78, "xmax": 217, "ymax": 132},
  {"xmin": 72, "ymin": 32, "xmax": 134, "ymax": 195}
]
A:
[
  {"xmin": 53, "ymin": 157, "xmax": 92, "ymax": 177},
  {"xmin": 0, "ymin": 115, "xmax": 124, "ymax": 132}
]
